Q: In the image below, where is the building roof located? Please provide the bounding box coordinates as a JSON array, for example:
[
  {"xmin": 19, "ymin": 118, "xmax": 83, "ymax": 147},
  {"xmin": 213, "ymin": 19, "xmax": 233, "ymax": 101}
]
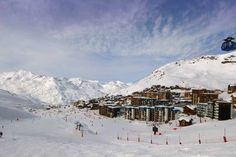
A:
[
  {"xmin": 178, "ymin": 116, "xmax": 192, "ymax": 122},
  {"xmin": 185, "ymin": 105, "xmax": 197, "ymax": 110},
  {"xmin": 215, "ymin": 100, "xmax": 232, "ymax": 104},
  {"xmin": 197, "ymin": 103, "xmax": 208, "ymax": 105},
  {"xmin": 139, "ymin": 105, "xmax": 149, "ymax": 108},
  {"xmin": 124, "ymin": 105, "xmax": 139, "ymax": 109},
  {"xmin": 108, "ymin": 106, "xmax": 121, "ymax": 109}
]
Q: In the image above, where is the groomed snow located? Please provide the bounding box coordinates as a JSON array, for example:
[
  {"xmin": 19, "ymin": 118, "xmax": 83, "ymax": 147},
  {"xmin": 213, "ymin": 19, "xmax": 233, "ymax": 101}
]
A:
[
  {"xmin": 1, "ymin": 104, "xmax": 236, "ymax": 157},
  {"xmin": 0, "ymin": 89, "xmax": 42, "ymax": 120}
]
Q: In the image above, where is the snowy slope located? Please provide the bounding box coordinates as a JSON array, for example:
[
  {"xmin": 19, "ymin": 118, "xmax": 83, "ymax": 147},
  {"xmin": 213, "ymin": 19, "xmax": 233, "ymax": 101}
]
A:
[
  {"xmin": 0, "ymin": 89, "xmax": 40, "ymax": 120},
  {"xmin": 1, "ymin": 107, "xmax": 236, "ymax": 157},
  {"xmin": 121, "ymin": 51, "xmax": 236, "ymax": 94},
  {"xmin": 0, "ymin": 70, "xmax": 128, "ymax": 106}
]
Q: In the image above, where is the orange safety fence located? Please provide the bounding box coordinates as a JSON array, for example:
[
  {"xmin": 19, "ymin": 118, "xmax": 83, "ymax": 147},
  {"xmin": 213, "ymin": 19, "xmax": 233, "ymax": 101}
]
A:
[{"xmin": 117, "ymin": 135, "xmax": 236, "ymax": 146}]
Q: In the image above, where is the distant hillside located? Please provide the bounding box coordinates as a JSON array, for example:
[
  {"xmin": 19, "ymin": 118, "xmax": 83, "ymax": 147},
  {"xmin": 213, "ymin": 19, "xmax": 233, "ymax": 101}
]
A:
[
  {"xmin": 121, "ymin": 51, "xmax": 236, "ymax": 95},
  {"xmin": 0, "ymin": 70, "xmax": 128, "ymax": 106}
]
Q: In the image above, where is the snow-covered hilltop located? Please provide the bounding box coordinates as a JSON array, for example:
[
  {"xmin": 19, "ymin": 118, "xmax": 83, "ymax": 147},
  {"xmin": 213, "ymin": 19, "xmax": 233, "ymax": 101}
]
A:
[
  {"xmin": 0, "ymin": 70, "xmax": 128, "ymax": 106},
  {"xmin": 121, "ymin": 51, "xmax": 236, "ymax": 95}
]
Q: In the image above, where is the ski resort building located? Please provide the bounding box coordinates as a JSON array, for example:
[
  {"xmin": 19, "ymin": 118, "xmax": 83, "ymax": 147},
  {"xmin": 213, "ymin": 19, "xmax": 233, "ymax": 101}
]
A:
[
  {"xmin": 130, "ymin": 97, "xmax": 170, "ymax": 107},
  {"xmin": 228, "ymin": 84, "xmax": 236, "ymax": 94},
  {"xmin": 172, "ymin": 95, "xmax": 192, "ymax": 107},
  {"xmin": 124, "ymin": 106, "xmax": 139, "ymax": 120},
  {"xmin": 131, "ymin": 89, "xmax": 172, "ymax": 101},
  {"xmin": 99, "ymin": 104, "xmax": 122, "ymax": 118},
  {"xmin": 157, "ymin": 90, "xmax": 172, "ymax": 100},
  {"xmin": 212, "ymin": 101, "xmax": 233, "ymax": 120},
  {"xmin": 196, "ymin": 101, "xmax": 233, "ymax": 120},
  {"xmin": 192, "ymin": 89, "xmax": 219, "ymax": 105},
  {"xmin": 178, "ymin": 117, "xmax": 193, "ymax": 127},
  {"xmin": 196, "ymin": 103, "xmax": 209, "ymax": 117},
  {"xmin": 142, "ymin": 91, "xmax": 158, "ymax": 99},
  {"xmin": 124, "ymin": 105, "xmax": 179, "ymax": 122}
]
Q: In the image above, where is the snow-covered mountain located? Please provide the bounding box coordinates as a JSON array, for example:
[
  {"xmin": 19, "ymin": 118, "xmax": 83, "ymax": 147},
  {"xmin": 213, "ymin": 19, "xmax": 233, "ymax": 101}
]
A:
[
  {"xmin": 102, "ymin": 81, "xmax": 131, "ymax": 94},
  {"xmin": 121, "ymin": 51, "xmax": 236, "ymax": 95},
  {"xmin": 0, "ymin": 70, "xmax": 128, "ymax": 106},
  {"xmin": 1, "ymin": 51, "xmax": 235, "ymax": 105}
]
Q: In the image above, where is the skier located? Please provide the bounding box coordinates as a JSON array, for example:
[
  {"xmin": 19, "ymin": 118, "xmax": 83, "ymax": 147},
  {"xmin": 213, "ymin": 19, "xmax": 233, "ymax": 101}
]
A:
[
  {"xmin": 78, "ymin": 124, "xmax": 82, "ymax": 131},
  {"xmin": 76, "ymin": 123, "xmax": 82, "ymax": 131},
  {"xmin": 0, "ymin": 131, "xmax": 3, "ymax": 138}
]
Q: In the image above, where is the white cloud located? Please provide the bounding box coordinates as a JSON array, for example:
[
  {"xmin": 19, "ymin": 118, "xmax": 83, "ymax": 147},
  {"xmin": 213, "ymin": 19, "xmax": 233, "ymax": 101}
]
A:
[
  {"xmin": 50, "ymin": 2, "xmax": 236, "ymax": 60},
  {"xmin": 0, "ymin": 0, "xmax": 236, "ymax": 82}
]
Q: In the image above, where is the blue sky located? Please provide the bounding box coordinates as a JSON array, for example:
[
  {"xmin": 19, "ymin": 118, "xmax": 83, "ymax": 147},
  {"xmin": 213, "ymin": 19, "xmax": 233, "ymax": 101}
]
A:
[{"xmin": 0, "ymin": 0, "xmax": 236, "ymax": 82}]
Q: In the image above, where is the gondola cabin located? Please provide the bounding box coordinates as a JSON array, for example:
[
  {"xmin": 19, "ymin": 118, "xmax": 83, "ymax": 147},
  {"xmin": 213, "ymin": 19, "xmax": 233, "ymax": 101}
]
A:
[{"xmin": 221, "ymin": 36, "xmax": 236, "ymax": 51}]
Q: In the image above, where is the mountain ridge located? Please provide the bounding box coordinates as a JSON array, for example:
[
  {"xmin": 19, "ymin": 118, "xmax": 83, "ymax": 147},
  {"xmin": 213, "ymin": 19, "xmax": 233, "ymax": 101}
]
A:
[
  {"xmin": 0, "ymin": 70, "xmax": 128, "ymax": 105},
  {"xmin": 120, "ymin": 51, "xmax": 236, "ymax": 95},
  {"xmin": 0, "ymin": 51, "xmax": 235, "ymax": 105}
]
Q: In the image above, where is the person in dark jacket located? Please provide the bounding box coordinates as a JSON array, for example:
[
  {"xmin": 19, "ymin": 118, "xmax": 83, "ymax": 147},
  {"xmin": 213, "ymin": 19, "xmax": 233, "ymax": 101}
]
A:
[
  {"xmin": 152, "ymin": 125, "xmax": 158, "ymax": 135},
  {"xmin": 0, "ymin": 131, "xmax": 3, "ymax": 138}
]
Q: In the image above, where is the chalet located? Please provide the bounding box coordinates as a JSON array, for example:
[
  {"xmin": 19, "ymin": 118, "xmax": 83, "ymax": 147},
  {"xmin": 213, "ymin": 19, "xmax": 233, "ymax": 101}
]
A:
[
  {"xmin": 178, "ymin": 117, "xmax": 193, "ymax": 127},
  {"xmin": 183, "ymin": 105, "xmax": 197, "ymax": 115}
]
